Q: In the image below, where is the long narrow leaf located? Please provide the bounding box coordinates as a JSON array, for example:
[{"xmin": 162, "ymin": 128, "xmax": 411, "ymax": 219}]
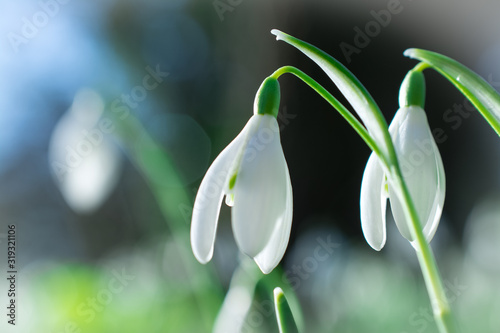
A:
[
  {"xmin": 271, "ymin": 29, "xmax": 392, "ymax": 159},
  {"xmin": 405, "ymin": 48, "xmax": 500, "ymax": 135}
]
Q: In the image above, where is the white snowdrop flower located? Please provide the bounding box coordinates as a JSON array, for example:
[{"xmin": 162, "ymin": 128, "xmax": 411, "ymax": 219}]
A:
[
  {"xmin": 360, "ymin": 70, "xmax": 445, "ymax": 250},
  {"xmin": 49, "ymin": 89, "xmax": 122, "ymax": 214},
  {"xmin": 190, "ymin": 77, "xmax": 293, "ymax": 274}
]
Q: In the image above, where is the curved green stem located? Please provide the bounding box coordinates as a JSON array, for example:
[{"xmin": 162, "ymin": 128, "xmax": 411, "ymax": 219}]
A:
[
  {"xmin": 271, "ymin": 29, "xmax": 395, "ymax": 165},
  {"xmin": 270, "ymin": 66, "xmax": 387, "ymax": 165},
  {"xmin": 413, "ymin": 62, "xmax": 430, "ymax": 73}
]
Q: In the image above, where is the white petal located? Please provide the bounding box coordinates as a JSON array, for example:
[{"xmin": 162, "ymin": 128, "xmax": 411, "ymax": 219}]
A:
[
  {"xmin": 360, "ymin": 152, "xmax": 387, "ymax": 251},
  {"xmin": 387, "ymin": 106, "xmax": 413, "ymax": 240},
  {"xmin": 254, "ymin": 161, "xmax": 293, "ymax": 274},
  {"xmin": 190, "ymin": 120, "xmax": 252, "ymax": 263},
  {"xmin": 232, "ymin": 115, "xmax": 288, "ymax": 257},
  {"xmin": 388, "ymin": 106, "xmax": 445, "ymax": 243},
  {"xmin": 420, "ymin": 138, "xmax": 446, "ymax": 242}
]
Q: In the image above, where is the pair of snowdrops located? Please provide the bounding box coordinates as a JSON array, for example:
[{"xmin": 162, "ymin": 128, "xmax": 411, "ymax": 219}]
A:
[{"xmin": 190, "ymin": 73, "xmax": 444, "ymax": 274}]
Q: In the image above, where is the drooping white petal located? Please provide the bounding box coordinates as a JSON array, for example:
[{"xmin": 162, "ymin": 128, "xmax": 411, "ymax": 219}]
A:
[
  {"xmin": 190, "ymin": 120, "xmax": 252, "ymax": 263},
  {"xmin": 232, "ymin": 115, "xmax": 288, "ymax": 257},
  {"xmin": 388, "ymin": 106, "xmax": 445, "ymax": 243},
  {"xmin": 360, "ymin": 152, "xmax": 387, "ymax": 251},
  {"xmin": 254, "ymin": 161, "xmax": 293, "ymax": 274},
  {"xmin": 420, "ymin": 138, "xmax": 446, "ymax": 242},
  {"xmin": 387, "ymin": 106, "xmax": 413, "ymax": 240}
]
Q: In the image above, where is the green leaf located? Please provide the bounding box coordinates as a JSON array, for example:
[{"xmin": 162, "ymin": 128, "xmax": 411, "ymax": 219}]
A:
[
  {"xmin": 274, "ymin": 287, "xmax": 300, "ymax": 333},
  {"xmin": 404, "ymin": 48, "xmax": 500, "ymax": 136},
  {"xmin": 271, "ymin": 29, "xmax": 392, "ymax": 160}
]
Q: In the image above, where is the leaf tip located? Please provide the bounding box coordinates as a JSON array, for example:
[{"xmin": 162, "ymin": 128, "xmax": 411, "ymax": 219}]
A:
[
  {"xmin": 274, "ymin": 287, "xmax": 284, "ymax": 301},
  {"xmin": 403, "ymin": 48, "xmax": 418, "ymax": 59},
  {"xmin": 271, "ymin": 29, "xmax": 285, "ymax": 41}
]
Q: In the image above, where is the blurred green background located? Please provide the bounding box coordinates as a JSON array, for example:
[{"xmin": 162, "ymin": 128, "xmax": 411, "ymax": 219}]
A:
[{"xmin": 1, "ymin": 0, "xmax": 500, "ymax": 332}]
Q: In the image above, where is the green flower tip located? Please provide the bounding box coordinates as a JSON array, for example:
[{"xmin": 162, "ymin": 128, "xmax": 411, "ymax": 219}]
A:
[
  {"xmin": 399, "ymin": 69, "xmax": 426, "ymax": 108},
  {"xmin": 254, "ymin": 76, "xmax": 281, "ymax": 118}
]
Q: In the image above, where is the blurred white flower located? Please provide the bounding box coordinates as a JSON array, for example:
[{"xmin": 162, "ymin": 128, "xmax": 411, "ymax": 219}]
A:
[
  {"xmin": 190, "ymin": 113, "xmax": 292, "ymax": 274},
  {"xmin": 49, "ymin": 89, "xmax": 122, "ymax": 214},
  {"xmin": 360, "ymin": 106, "xmax": 445, "ymax": 250}
]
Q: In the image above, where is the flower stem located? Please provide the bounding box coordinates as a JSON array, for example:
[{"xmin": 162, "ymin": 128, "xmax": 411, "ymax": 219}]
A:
[
  {"xmin": 271, "ymin": 65, "xmax": 457, "ymax": 333},
  {"xmin": 270, "ymin": 66, "xmax": 387, "ymax": 165},
  {"xmin": 389, "ymin": 62, "xmax": 459, "ymax": 332},
  {"xmin": 109, "ymin": 112, "xmax": 223, "ymax": 330},
  {"xmin": 389, "ymin": 167, "xmax": 458, "ymax": 333}
]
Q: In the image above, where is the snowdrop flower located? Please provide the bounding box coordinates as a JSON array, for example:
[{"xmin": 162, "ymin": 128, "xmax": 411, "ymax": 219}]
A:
[
  {"xmin": 49, "ymin": 89, "xmax": 122, "ymax": 214},
  {"xmin": 360, "ymin": 70, "xmax": 445, "ymax": 250},
  {"xmin": 191, "ymin": 77, "xmax": 293, "ymax": 274}
]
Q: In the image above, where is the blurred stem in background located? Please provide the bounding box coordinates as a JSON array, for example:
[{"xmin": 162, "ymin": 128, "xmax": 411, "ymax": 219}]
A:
[
  {"xmin": 108, "ymin": 110, "xmax": 224, "ymax": 330},
  {"xmin": 214, "ymin": 255, "xmax": 304, "ymax": 333}
]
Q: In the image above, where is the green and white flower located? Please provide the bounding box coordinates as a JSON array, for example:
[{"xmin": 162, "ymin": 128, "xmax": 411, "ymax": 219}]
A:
[
  {"xmin": 191, "ymin": 78, "xmax": 293, "ymax": 274},
  {"xmin": 360, "ymin": 70, "xmax": 445, "ymax": 251}
]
